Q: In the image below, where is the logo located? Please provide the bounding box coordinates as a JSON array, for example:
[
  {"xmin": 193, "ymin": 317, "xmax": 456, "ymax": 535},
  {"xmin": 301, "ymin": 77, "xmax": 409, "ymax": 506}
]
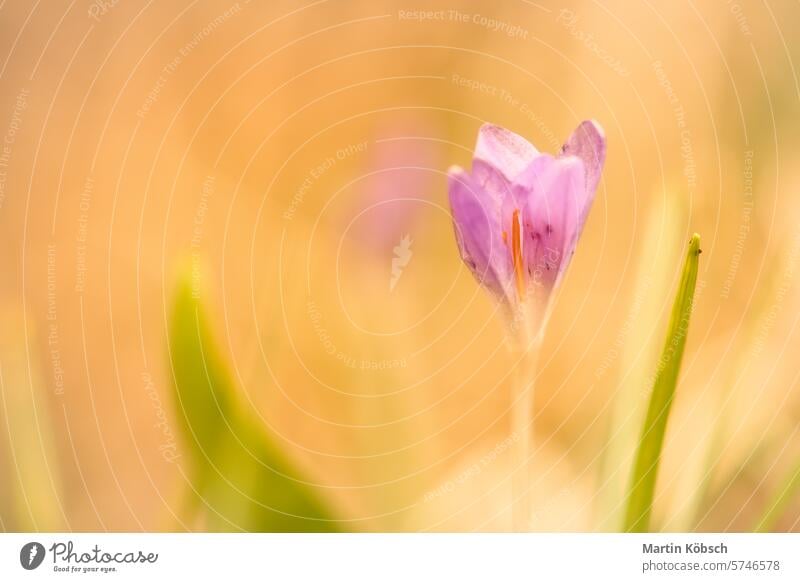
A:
[
  {"xmin": 389, "ymin": 234, "xmax": 413, "ymax": 291},
  {"xmin": 20, "ymin": 542, "xmax": 46, "ymax": 570}
]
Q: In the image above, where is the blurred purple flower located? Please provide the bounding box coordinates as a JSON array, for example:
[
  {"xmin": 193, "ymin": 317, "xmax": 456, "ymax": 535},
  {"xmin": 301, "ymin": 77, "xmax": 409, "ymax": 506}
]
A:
[
  {"xmin": 448, "ymin": 121, "xmax": 606, "ymax": 326},
  {"xmin": 347, "ymin": 116, "xmax": 440, "ymax": 256}
]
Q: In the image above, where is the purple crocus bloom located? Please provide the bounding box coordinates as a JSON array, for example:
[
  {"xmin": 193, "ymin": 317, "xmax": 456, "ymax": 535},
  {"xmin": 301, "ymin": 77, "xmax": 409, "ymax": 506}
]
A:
[{"xmin": 448, "ymin": 121, "xmax": 606, "ymax": 327}]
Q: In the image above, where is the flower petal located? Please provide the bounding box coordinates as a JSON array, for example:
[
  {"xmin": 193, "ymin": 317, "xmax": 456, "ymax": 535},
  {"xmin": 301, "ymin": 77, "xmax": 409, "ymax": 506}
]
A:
[
  {"xmin": 514, "ymin": 156, "xmax": 586, "ymax": 291},
  {"xmin": 560, "ymin": 120, "xmax": 606, "ymax": 215},
  {"xmin": 471, "ymin": 159, "xmax": 516, "ymax": 219},
  {"xmin": 448, "ymin": 166, "xmax": 511, "ymax": 299},
  {"xmin": 473, "ymin": 123, "xmax": 539, "ymax": 184},
  {"xmin": 498, "ymin": 155, "xmax": 556, "ymax": 273}
]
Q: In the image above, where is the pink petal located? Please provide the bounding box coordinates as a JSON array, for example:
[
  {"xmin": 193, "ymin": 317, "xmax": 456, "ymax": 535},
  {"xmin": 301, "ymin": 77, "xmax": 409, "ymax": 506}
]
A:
[
  {"xmin": 471, "ymin": 159, "xmax": 515, "ymax": 212},
  {"xmin": 448, "ymin": 166, "xmax": 511, "ymax": 299},
  {"xmin": 514, "ymin": 156, "xmax": 586, "ymax": 290},
  {"xmin": 473, "ymin": 124, "xmax": 539, "ymax": 184},
  {"xmin": 560, "ymin": 120, "xmax": 606, "ymax": 223}
]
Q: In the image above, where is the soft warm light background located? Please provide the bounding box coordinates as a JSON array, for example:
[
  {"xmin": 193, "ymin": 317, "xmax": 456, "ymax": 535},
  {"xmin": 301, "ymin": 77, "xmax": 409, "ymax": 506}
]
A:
[{"xmin": 0, "ymin": 0, "xmax": 798, "ymax": 531}]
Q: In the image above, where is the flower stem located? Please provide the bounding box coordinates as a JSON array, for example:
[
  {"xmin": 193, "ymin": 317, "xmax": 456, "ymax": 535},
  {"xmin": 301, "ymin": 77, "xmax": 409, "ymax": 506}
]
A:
[{"xmin": 509, "ymin": 320, "xmax": 542, "ymax": 532}]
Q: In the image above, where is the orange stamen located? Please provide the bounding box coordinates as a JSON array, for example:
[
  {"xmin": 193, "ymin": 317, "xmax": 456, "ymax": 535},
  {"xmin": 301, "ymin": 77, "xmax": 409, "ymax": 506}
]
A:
[{"xmin": 511, "ymin": 209, "xmax": 525, "ymax": 298}]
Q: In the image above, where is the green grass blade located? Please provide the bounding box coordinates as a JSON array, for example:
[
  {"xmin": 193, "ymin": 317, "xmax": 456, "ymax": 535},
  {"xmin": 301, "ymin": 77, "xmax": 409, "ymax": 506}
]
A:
[
  {"xmin": 597, "ymin": 191, "xmax": 686, "ymax": 531},
  {"xmin": 169, "ymin": 273, "xmax": 342, "ymax": 531},
  {"xmin": 623, "ymin": 234, "xmax": 701, "ymax": 532},
  {"xmin": 170, "ymin": 279, "xmax": 234, "ymax": 465}
]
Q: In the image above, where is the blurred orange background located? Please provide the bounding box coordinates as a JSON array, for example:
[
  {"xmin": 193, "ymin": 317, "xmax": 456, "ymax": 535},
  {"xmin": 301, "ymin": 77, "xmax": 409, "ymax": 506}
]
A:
[{"xmin": 1, "ymin": 0, "xmax": 799, "ymax": 532}]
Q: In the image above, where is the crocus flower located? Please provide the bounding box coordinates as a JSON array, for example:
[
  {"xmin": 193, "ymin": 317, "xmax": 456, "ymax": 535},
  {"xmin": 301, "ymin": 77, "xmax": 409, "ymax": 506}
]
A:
[{"xmin": 448, "ymin": 121, "xmax": 606, "ymax": 333}]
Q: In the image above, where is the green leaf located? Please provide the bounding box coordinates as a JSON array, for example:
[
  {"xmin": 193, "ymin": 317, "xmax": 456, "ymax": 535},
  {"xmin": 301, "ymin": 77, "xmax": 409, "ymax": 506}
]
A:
[
  {"xmin": 597, "ymin": 191, "xmax": 686, "ymax": 531},
  {"xmin": 169, "ymin": 280, "xmax": 234, "ymax": 465},
  {"xmin": 0, "ymin": 311, "xmax": 65, "ymax": 530},
  {"xmin": 169, "ymin": 273, "xmax": 342, "ymax": 532},
  {"xmin": 623, "ymin": 234, "xmax": 701, "ymax": 532}
]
